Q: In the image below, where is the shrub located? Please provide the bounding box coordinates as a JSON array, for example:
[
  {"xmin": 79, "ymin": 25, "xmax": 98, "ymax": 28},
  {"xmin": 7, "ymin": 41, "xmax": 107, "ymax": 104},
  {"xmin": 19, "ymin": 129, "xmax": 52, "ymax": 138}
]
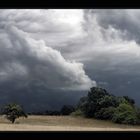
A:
[{"xmin": 71, "ymin": 109, "xmax": 84, "ymax": 117}]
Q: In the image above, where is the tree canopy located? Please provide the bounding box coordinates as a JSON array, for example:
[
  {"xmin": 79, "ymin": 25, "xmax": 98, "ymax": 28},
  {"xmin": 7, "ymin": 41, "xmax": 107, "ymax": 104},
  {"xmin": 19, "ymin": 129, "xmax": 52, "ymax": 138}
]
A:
[
  {"xmin": 2, "ymin": 103, "xmax": 27, "ymax": 123},
  {"xmin": 75, "ymin": 86, "xmax": 140, "ymax": 125}
]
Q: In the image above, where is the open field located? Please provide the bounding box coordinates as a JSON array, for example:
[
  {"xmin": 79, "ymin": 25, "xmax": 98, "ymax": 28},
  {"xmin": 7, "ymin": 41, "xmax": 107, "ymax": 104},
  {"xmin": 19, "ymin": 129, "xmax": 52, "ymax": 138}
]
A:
[{"xmin": 0, "ymin": 115, "xmax": 140, "ymax": 131}]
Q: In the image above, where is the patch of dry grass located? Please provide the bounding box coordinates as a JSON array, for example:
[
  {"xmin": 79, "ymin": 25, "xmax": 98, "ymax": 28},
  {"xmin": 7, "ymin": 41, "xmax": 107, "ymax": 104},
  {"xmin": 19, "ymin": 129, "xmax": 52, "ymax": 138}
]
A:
[{"xmin": 0, "ymin": 115, "xmax": 140, "ymax": 131}]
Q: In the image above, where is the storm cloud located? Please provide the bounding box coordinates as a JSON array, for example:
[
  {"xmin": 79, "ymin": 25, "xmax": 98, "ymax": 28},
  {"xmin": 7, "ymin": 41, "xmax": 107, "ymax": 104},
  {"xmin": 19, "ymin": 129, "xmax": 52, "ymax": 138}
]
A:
[
  {"xmin": 1, "ymin": 9, "xmax": 140, "ymax": 111},
  {"xmin": 0, "ymin": 17, "xmax": 96, "ymax": 91}
]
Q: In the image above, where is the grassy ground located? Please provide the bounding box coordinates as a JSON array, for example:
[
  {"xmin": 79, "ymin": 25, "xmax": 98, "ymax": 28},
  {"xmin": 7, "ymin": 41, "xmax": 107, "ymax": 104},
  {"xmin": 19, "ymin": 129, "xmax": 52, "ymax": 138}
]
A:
[{"xmin": 0, "ymin": 115, "xmax": 140, "ymax": 131}]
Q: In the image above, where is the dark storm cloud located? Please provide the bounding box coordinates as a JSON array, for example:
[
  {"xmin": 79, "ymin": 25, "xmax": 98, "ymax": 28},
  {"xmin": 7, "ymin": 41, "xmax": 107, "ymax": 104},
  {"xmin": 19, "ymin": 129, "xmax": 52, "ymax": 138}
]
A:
[
  {"xmin": 0, "ymin": 10, "xmax": 97, "ymax": 111},
  {"xmin": 75, "ymin": 9, "xmax": 140, "ymax": 76},
  {"xmin": 0, "ymin": 25, "xmax": 95, "ymax": 90},
  {"xmin": 1, "ymin": 9, "xmax": 140, "ymax": 110},
  {"xmin": 85, "ymin": 9, "xmax": 140, "ymax": 44}
]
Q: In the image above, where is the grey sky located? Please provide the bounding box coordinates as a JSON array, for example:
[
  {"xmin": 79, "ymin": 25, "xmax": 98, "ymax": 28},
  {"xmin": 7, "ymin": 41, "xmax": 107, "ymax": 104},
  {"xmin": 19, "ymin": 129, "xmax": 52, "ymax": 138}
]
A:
[{"xmin": 0, "ymin": 9, "xmax": 140, "ymax": 111}]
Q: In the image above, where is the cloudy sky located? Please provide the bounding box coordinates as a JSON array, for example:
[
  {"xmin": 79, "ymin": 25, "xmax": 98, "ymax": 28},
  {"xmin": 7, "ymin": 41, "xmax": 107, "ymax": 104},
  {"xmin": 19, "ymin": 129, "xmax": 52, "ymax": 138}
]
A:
[{"xmin": 0, "ymin": 9, "xmax": 140, "ymax": 111}]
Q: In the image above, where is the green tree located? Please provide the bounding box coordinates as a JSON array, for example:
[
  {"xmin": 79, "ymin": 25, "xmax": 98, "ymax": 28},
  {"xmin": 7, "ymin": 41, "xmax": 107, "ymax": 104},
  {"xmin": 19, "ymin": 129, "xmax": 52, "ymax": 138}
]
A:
[
  {"xmin": 77, "ymin": 87, "xmax": 111, "ymax": 117},
  {"xmin": 97, "ymin": 95, "xmax": 119, "ymax": 109},
  {"xmin": 123, "ymin": 96, "xmax": 135, "ymax": 105},
  {"xmin": 94, "ymin": 107, "xmax": 116, "ymax": 120},
  {"xmin": 2, "ymin": 103, "xmax": 28, "ymax": 123},
  {"xmin": 88, "ymin": 87, "xmax": 109, "ymax": 101},
  {"xmin": 76, "ymin": 86, "xmax": 139, "ymax": 125},
  {"xmin": 77, "ymin": 96, "xmax": 94, "ymax": 117},
  {"xmin": 112, "ymin": 103, "xmax": 138, "ymax": 125}
]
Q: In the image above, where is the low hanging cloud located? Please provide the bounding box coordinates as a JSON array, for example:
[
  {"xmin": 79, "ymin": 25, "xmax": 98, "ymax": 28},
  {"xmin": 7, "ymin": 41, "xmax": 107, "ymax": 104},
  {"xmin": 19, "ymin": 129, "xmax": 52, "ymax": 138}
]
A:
[
  {"xmin": 0, "ymin": 9, "xmax": 97, "ymax": 111},
  {"xmin": 0, "ymin": 24, "xmax": 96, "ymax": 90}
]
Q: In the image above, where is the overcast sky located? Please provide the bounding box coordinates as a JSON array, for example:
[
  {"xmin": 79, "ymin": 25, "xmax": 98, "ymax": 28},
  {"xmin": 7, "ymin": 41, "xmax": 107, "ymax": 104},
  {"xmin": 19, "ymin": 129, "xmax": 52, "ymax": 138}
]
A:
[{"xmin": 0, "ymin": 9, "xmax": 140, "ymax": 111}]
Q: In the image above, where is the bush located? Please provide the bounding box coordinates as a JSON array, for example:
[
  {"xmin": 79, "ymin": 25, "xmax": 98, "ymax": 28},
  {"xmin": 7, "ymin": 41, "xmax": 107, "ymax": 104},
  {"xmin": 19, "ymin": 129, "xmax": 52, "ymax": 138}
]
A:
[
  {"xmin": 112, "ymin": 103, "xmax": 138, "ymax": 125},
  {"xmin": 71, "ymin": 109, "xmax": 84, "ymax": 117}
]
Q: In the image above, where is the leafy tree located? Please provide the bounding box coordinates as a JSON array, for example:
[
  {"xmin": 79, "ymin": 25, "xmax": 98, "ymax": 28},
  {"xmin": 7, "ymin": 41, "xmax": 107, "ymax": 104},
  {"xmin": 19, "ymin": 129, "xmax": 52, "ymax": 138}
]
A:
[
  {"xmin": 94, "ymin": 107, "xmax": 116, "ymax": 120},
  {"xmin": 135, "ymin": 107, "xmax": 140, "ymax": 124},
  {"xmin": 61, "ymin": 105, "xmax": 75, "ymax": 115},
  {"xmin": 123, "ymin": 96, "xmax": 135, "ymax": 105},
  {"xmin": 2, "ymin": 103, "xmax": 27, "ymax": 123},
  {"xmin": 77, "ymin": 97, "xmax": 94, "ymax": 117},
  {"xmin": 77, "ymin": 96, "xmax": 88, "ymax": 109},
  {"xmin": 77, "ymin": 87, "xmax": 111, "ymax": 118},
  {"xmin": 112, "ymin": 103, "xmax": 138, "ymax": 125},
  {"xmin": 97, "ymin": 95, "xmax": 119, "ymax": 109},
  {"xmin": 76, "ymin": 86, "xmax": 140, "ymax": 125},
  {"xmin": 88, "ymin": 87, "xmax": 109, "ymax": 101}
]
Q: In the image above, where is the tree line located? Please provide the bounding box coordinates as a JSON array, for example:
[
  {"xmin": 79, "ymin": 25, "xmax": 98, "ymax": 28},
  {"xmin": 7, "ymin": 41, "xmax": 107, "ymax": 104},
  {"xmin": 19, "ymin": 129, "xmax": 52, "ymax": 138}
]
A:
[
  {"xmin": 0, "ymin": 103, "xmax": 75, "ymax": 123},
  {"xmin": 28, "ymin": 105, "xmax": 75, "ymax": 116},
  {"xmin": 1, "ymin": 86, "xmax": 140, "ymax": 125}
]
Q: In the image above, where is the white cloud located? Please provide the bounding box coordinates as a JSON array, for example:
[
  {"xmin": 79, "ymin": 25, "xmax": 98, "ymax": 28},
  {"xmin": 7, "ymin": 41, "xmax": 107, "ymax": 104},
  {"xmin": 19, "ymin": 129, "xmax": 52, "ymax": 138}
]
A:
[
  {"xmin": 0, "ymin": 24, "xmax": 96, "ymax": 90},
  {"xmin": 65, "ymin": 10, "xmax": 140, "ymax": 76},
  {"xmin": 0, "ymin": 9, "xmax": 85, "ymax": 45}
]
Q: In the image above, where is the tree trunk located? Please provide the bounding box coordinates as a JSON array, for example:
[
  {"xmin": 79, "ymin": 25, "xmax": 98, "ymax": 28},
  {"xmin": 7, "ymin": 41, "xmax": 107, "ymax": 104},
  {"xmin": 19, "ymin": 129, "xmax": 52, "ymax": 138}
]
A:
[{"xmin": 12, "ymin": 118, "xmax": 15, "ymax": 124}]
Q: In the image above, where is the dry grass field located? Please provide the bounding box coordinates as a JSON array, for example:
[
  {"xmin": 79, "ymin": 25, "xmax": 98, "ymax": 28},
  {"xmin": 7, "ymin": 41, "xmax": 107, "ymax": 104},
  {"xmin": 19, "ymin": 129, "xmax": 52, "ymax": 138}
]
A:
[{"xmin": 0, "ymin": 115, "xmax": 140, "ymax": 131}]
